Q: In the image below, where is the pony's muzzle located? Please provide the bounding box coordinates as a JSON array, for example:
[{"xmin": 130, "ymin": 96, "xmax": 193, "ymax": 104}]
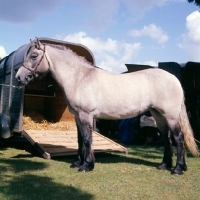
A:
[{"xmin": 15, "ymin": 74, "xmax": 21, "ymax": 82}]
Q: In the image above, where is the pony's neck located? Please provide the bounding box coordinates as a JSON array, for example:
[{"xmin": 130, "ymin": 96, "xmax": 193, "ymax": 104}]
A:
[{"xmin": 46, "ymin": 46, "xmax": 93, "ymax": 89}]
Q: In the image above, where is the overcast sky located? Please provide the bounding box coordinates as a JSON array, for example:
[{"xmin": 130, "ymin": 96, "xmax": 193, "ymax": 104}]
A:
[{"xmin": 0, "ymin": 0, "xmax": 199, "ymax": 73}]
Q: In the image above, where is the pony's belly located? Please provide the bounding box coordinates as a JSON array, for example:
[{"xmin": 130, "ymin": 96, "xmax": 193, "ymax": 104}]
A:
[
  {"xmin": 93, "ymin": 99, "xmax": 149, "ymax": 120},
  {"xmin": 94, "ymin": 109, "xmax": 141, "ymax": 120}
]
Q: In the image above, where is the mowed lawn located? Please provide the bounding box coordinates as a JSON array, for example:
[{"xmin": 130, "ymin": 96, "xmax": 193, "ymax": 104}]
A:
[{"xmin": 0, "ymin": 139, "xmax": 200, "ymax": 200}]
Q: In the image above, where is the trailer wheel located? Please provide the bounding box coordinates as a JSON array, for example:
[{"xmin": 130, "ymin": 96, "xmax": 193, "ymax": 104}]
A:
[{"xmin": 0, "ymin": 113, "xmax": 11, "ymax": 139}]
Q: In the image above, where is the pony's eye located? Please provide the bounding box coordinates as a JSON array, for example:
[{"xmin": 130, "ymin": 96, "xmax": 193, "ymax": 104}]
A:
[{"xmin": 31, "ymin": 54, "xmax": 38, "ymax": 59}]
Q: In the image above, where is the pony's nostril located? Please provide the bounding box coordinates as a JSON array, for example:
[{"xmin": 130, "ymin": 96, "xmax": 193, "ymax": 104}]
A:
[
  {"xmin": 26, "ymin": 74, "xmax": 33, "ymax": 81},
  {"xmin": 16, "ymin": 76, "xmax": 21, "ymax": 82}
]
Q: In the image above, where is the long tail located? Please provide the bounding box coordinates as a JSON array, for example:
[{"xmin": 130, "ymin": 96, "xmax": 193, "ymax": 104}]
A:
[{"xmin": 179, "ymin": 100, "xmax": 199, "ymax": 156}]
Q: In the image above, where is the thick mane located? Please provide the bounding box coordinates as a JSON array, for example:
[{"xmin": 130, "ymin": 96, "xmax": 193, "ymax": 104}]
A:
[
  {"xmin": 43, "ymin": 42, "xmax": 104, "ymax": 71},
  {"xmin": 43, "ymin": 43, "xmax": 67, "ymax": 51},
  {"xmin": 44, "ymin": 42, "xmax": 94, "ymax": 69}
]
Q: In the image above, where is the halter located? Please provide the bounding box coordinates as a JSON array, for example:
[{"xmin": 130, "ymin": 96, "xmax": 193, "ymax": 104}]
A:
[{"xmin": 21, "ymin": 44, "xmax": 51, "ymax": 76}]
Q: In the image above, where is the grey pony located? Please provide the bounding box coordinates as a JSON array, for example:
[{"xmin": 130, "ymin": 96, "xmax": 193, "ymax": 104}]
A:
[{"xmin": 15, "ymin": 39, "xmax": 199, "ymax": 175}]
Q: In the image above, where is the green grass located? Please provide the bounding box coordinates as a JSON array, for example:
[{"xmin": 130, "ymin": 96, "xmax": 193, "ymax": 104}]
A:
[{"xmin": 0, "ymin": 140, "xmax": 200, "ymax": 200}]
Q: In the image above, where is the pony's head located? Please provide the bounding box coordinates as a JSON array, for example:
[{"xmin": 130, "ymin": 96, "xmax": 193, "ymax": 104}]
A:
[{"xmin": 15, "ymin": 38, "xmax": 50, "ymax": 85}]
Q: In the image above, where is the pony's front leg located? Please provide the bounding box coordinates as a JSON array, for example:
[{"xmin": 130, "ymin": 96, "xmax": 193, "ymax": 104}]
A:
[
  {"xmin": 74, "ymin": 114, "xmax": 95, "ymax": 172},
  {"xmin": 171, "ymin": 130, "xmax": 187, "ymax": 175},
  {"xmin": 70, "ymin": 118, "xmax": 85, "ymax": 168}
]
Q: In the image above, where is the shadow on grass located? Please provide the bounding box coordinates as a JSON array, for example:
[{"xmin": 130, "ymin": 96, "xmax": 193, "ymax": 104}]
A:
[
  {"xmin": 0, "ymin": 174, "xmax": 93, "ymax": 199},
  {"xmin": 53, "ymin": 144, "xmax": 165, "ymax": 169},
  {"xmin": 96, "ymin": 153, "xmax": 160, "ymax": 168},
  {"xmin": 0, "ymin": 159, "xmax": 48, "ymax": 173},
  {"xmin": 54, "ymin": 153, "xmax": 160, "ymax": 168},
  {"xmin": 0, "ymin": 159, "xmax": 93, "ymax": 200},
  {"xmin": 0, "ymin": 137, "xmax": 42, "ymax": 159}
]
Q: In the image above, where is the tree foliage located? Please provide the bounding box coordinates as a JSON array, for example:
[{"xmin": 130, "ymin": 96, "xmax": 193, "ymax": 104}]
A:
[{"xmin": 188, "ymin": 0, "xmax": 200, "ymax": 6}]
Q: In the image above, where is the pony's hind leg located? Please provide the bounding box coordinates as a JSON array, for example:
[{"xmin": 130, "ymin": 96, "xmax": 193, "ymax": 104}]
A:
[
  {"xmin": 170, "ymin": 124, "xmax": 187, "ymax": 175},
  {"xmin": 72, "ymin": 113, "xmax": 95, "ymax": 172},
  {"xmin": 150, "ymin": 109, "xmax": 173, "ymax": 170}
]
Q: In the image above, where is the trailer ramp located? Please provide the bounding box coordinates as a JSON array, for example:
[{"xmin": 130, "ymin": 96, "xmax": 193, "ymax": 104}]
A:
[{"xmin": 23, "ymin": 130, "xmax": 128, "ymax": 159}]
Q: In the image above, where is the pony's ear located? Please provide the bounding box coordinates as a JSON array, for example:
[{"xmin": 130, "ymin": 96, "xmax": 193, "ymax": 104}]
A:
[
  {"xmin": 35, "ymin": 37, "xmax": 42, "ymax": 49},
  {"xmin": 30, "ymin": 39, "xmax": 34, "ymax": 47}
]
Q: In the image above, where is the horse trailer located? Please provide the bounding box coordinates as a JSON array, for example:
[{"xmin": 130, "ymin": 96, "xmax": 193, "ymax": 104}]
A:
[{"xmin": 0, "ymin": 37, "xmax": 95, "ymax": 139}]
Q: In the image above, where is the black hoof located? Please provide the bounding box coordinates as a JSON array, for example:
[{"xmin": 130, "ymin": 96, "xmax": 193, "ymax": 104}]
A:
[
  {"xmin": 182, "ymin": 163, "xmax": 188, "ymax": 171},
  {"xmin": 157, "ymin": 162, "xmax": 172, "ymax": 170},
  {"xmin": 171, "ymin": 163, "xmax": 187, "ymax": 175},
  {"xmin": 78, "ymin": 161, "xmax": 94, "ymax": 172},
  {"xmin": 70, "ymin": 164, "xmax": 78, "ymax": 168},
  {"xmin": 70, "ymin": 160, "xmax": 82, "ymax": 168}
]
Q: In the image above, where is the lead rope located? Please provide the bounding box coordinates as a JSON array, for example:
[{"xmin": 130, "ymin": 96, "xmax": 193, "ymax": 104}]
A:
[{"xmin": 0, "ymin": 84, "xmax": 24, "ymax": 89}]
